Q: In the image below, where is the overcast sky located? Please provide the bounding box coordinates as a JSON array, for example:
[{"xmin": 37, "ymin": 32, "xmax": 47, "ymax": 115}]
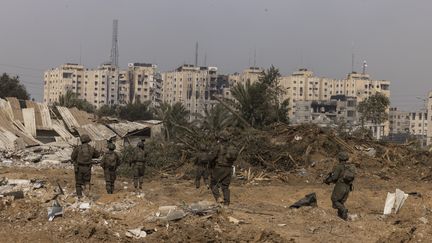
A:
[{"xmin": 0, "ymin": 0, "xmax": 431, "ymax": 109}]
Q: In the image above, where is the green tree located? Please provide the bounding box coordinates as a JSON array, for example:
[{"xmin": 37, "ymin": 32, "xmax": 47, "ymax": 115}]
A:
[
  {"xmin": 153, "ymin": 102, "xmax": 189, "ymax": 140},
  {"xmin": 357, "ymin": 92, "xmax": 390, "ymax": 139},
  {"xmin": 198, "ymin": 104, "xmax": 236, "ymax": 136},
  {"xmin": 230, "ymin": 66, "xmax": 289, "ymax": 128},
  {"xmin": 118, "ymin": 101, "xmax": 153, "ymax": 121},
  {"xmin": 0, "ymin": 73, "xmax": 30, "ymax": 100},
  {"xmin": 96, "ymin": 104, "xmax": 119, "ymax": 117},
  {"xmin": 56, "ymin": 90, "xmax": 94, "ymax": 113}
]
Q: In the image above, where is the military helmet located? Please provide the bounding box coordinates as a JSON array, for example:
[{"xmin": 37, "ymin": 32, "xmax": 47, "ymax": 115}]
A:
[
  {"xmin": 107, "ymin": 142, "xmax": 116, "ymax": 151},
  {"xmin": 137, "ymin": 141, "xmax": 144, "ymax": 148},
  {"xmin": 80, "ymin": 134, "xmax": 91, "ymax": 143},
  {"xmin": 338, "ymin": 151, "xmax": 349, "ymax": 161}
]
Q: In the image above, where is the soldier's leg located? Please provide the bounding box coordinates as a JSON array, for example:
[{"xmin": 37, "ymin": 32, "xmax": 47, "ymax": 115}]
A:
[
  {"xmin": 210, "ymin": 168, "xmax": 222, "ymax": 202},
  {"xmin": 133, "ymin": 165, "xmax": 139, "ymax": 189},
  {"xmin": 75, "ymin": 166, "xmax": 83, "ymax": 197},
  {"xmin": 203, "ymin": 167, "xmax": 209, "ymax": 188},
  {"xmin": 331, "ymin": 183, "xmax": 349, "ymax": 220},
  {"xmin": 195, "ymin": 166, "xmax": 203, "ymax": 189},
  {"xmin": 82, "ymin": 166, "xmax": 92, "ymax": 196},
  {"xmin": 220, "ymin": 168, "xmax": 232, "ymax": 206},
  {"xmin": 138, "ymin": 166, "xmax": 145, "ymax": 189},
  {"xmin": 111, "ymin": 171, "xmax": 117, "ymax": 193}
]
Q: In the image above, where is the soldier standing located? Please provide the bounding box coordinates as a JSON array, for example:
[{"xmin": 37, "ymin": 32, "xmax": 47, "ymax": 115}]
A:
[
  {"xmin": 71, "ymin": 134, "xmax": 100, "ymax": 198},
  {"xmin": 193, "ymin": 144, "xmax": 212, "ymax": 189},
  {"xmin": 210, "ymin": 131, "xmax": 237, "ymax": 206},
  {"xmin": 324, "ymin": 151, "xmax": 355, "ymax": 220},
  {"xmin": 130, "ymin": 140, "xmax": 146, "ymax": 191},
  {"xmin": 100, "ymin": 142, "xmax": 120, "ymax": 194}
]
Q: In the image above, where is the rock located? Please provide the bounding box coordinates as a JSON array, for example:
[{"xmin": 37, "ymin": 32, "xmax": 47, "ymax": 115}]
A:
[
  {"xmin": 418, "ymin": 217, "xmax": 428, "ymax": 224},
  {"xmin": 25, "ymin": 154, "xmax": 42, "ymax": 163},
  {"xmin": 126, "ymin": 228, "xmax": 147, "ymax": 239},
  {"xmin": 228, "ymin": 216, "xmax": 243, "ymax": 225},
  {"xmin": 79, "ymin": 202, "xmax": 91, "ymax": 210},
  {"xmin": 348, "ymin": 213, "xmax": 359, "ymax": 221},
  {"xmin": 2, "ymin": 160, "xmax": 13, "ymax": 164}
]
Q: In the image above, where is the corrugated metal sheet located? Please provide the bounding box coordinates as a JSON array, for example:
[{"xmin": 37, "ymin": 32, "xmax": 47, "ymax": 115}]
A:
[
  {"xmin": 6, "ymin": 97, "xmax": 23, "ymax": 122},
  {"xmin": 25, "ymin": 101, "xmax": 43, "ymax": 129},
  {"xmin": 0, "ymin": 128, "xmax": 17, "ymax": 150},
  {"xmin": 77, "ymin": 124, "xmax": 116, "ymax": 141},
  {"xmin": 0, "ymin": 99, "xmax": 13, "ymax": 120},
  {"xmin": 52, "ymin": 120, "xmax": 79, "ymax": 145},
  {"xmin": 69, "ymin": 107, "xmax": 93, "ymax": 126},
  {"xmin": 56, "ymin": 106, "xmax": 80, "ymax": 131},
  {"xmin": 107, "ymin": 121, "xmax": 150, "ymax": 137},
  {"xmin": 38, "ymin": 103, "xmax": 53, "ymax": 129},
  {"xmin": 22, "ymin": 108, "xmax": 36, "ymax": 137}
]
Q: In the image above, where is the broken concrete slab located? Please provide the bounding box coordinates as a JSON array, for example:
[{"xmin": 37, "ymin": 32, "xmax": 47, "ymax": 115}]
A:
[
  {"xmin": 155, "ymin": 205, "xmax": 187, "ymax": 221},
  {"xmin": 125, "ymin": 228, "xmax": 147, "ymax": 239},
  {"xmin": 1, "ymin": 190, "xmax": 24, "ymax": 199}
]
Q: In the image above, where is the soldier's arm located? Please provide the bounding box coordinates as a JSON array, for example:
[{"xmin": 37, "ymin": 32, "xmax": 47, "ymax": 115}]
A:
[
  {"xmin": 93, "ymin": 148, "xmax": 101, "ymax": 158},
  {"xmin": 71, "ymin": 147, "xmax": 79, "ymax": 163},
  {"xmin": 328, "ymin": 164, "xmax": 343, "ymax": 182}
]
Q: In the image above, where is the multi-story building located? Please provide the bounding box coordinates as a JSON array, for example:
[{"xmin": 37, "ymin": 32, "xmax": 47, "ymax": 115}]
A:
[
  {"xmin": 44, "ymin": 63, "xmax": 162, "ymax": 109},
  {"xmin": 161, "ymin": 64, "xmax": 218, "ymax": 120},
  {"xmin": 293, "ymin": 95, "xmax": 358, "ymax": 126},
  {"xmin": 409, "ymin": 110, "xmax": 428, "ymax": 136},
  {"xmin": 388, "ymin": 107, "xmax": 410, "ymax": 134},
  {"xmin": 228, "ymin": 67, "xmax": 263, "ymax": 86},
  {"xmin": 44, "ymin": 63, "xmax": 85, "ymax": 104}
]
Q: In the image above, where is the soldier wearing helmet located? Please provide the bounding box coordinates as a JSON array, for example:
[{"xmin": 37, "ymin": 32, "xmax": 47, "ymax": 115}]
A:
[
  {"xmin": 192, "ymin": 143, "xmax": 214, "ymax": 189},
  {"xmin": 324, "ymin": 151, "xmax": 356, "ymax": 220},
  {"xmin": 130, "ymin": 140, "xmax": 147, "ymax": 190},
  {"xmin": 71, "ymin": 134, "xmax": 100, "ymax": 198},
  {"xmin": 209, "ymin": 130, "xmax": 238, "ymax": 207},
  {"xmin": 100, "ymin": 140, "xmax": 120, "ymax": 194}
]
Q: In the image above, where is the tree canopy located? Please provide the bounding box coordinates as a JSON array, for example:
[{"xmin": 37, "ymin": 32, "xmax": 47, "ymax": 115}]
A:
[
  {"xmin": 0, "ymin": 73, "xmax": 30, "ymax": 100},
  {"xmin": 230, "ymin": 66, "xmax": 289, "ymax": 128},
  {"xmin": 357, "ymin": 92, "xmax": 390, "ymax": 125},
  {"xmin": 56, "ymin": 90, "xmax": 95, "ymax": 113}
]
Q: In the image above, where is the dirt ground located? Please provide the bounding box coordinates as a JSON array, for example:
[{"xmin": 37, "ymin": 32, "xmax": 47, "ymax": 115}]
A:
[{"xmin": 0, "ymin": 161, "xmax": 431, "ymax": 243}]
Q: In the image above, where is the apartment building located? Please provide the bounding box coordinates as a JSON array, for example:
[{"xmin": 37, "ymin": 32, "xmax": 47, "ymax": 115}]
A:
[
  {"xmin": 409, "ymin": 110, "xmax": 427, "ymax": 136},
  {"xmin": 388, "ymin": 107, "xmax": 410, "ymax": 134},
  {"xmin": 161, "ymin": 64, "xmax": 218, "ymax": 119},
  {"xmin": 44, "ymin": 63, "xmax": 162, "ymax": 109},
  {"xmin": 228, "ymin": 67, "xmax": 263, "ymax": 86}
]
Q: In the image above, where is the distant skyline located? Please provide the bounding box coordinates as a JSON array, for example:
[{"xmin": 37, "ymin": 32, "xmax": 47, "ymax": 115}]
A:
[{"xmin": 0, "ymin": 0, "xmax": 431, "ymax": 110}]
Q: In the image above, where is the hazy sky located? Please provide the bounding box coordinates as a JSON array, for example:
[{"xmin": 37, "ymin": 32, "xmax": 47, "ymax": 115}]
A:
[{"xmin": 0, "ymin": 0, "xmax": 431, "ymax": 110}]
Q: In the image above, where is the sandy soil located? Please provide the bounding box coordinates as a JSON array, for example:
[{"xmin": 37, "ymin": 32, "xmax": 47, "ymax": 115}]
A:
[{"xmin": 0, "ymin": 162, "xmax": 431, "ymax": 243}]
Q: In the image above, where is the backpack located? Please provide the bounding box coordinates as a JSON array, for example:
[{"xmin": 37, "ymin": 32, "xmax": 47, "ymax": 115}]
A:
[
  {"xmin": 104, "ymin": 152, "xmax": 119, "ymax": 169},
  {"xmin": 342, "ymin": 164, "xmax": 356, "ymax": 183},
  {"xmin": 77, "ymin": 144, "xmax": 93, "ymax": 165}
]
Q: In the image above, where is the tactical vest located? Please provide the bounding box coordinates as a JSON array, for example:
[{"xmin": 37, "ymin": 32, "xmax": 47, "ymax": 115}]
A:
[
  {"xmin": 103, "ymin": 151, "xmax": 119, "ymax": 169},
  {"xmin": 76, "ymin": 144, "xmax": 94, "ymax": 165}
]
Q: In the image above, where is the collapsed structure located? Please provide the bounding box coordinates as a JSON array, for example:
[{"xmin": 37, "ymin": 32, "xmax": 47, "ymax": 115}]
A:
[{"xmin": 0, "ymin": 97, "xmax": 161, "ymax": 154}]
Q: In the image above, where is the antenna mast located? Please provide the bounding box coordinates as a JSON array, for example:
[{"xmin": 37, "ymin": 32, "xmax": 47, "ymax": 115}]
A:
[
  {"xmin": 110, "ymin": 19, "xmax": 119, "ymax": 67},
  {"xmin": 195, "ymin": 42, "xmax": 198, "ymax": 67},
  {"xmin": 362, "ymin": 60, "xmax": 367, "ymax": 74}
]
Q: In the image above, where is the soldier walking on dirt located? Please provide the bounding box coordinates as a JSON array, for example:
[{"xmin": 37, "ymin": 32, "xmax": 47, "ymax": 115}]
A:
[
  {"xmin": 130, "ymin": 140, "xmax": 146, "ymax": 191},
  {"xmin": 100, "ymin": 142, "xmax": 120, "ymax": 194},
  {"xmin": 210, "ymin": 130, "xmax": 237, "ymax": 206},
  {"xmin": 324, "ymin": 151, "xmax": 356, "ymax": 220},
  {"xmin": 193, "ymin": 144, "xmax": 213, "ymax": 189},
  {"xmin": 71, "ymin": 134, "xmax": 100, "ymax": 198}
]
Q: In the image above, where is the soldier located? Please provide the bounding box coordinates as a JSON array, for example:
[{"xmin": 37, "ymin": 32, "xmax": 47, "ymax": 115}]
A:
[
  {"xmin": 324, "ymin": 151, "xmax": 355, "ymax": 220},
  {"xmin": 100, "ymin": 142, "xmax": 120, "ymax": 194},
  {"xmin": 71, "ymin": 134, "xmax": 100, "ymax": 198},
  {"xmin": 130, "ymin": 140, "xmax": 146, "ymax": 190},
  {"xmin": 209, "ymin": 130, "xmax": 237, "ymax": 206},
  {"xmin": 193, "ymin": 144, "xmax": 213, "ymax": 189}
]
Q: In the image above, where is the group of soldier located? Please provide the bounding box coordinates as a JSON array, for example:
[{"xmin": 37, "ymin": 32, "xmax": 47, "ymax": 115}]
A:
[{"xmin": 71, "ymin": 132, "xmax": 355, "ymax": 220}]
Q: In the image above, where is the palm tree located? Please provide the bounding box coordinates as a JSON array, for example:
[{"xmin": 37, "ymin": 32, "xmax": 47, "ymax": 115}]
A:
[{"xmin": 154, "ymin": 102, "xmax": 189, "ymax": 140}]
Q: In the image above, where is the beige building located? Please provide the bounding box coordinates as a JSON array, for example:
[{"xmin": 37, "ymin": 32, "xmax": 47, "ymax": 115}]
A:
[
  {"xmin": 228, "ymin": 67, "xmax": 263, "ymax": 87},
  {"xmin": 409, "ymin": 110, "xmax": 427, "ymax": 136},
  {"xmin": 44, "ymin": 63, "xmax": 162, "ymax": 109},
  {"xmin": 388, "ymin": 107, "xmax": 410, "ymax": 134},
  {"xmin": 161, "ymin": 64, "xmax": 218, "ymax": 120}
]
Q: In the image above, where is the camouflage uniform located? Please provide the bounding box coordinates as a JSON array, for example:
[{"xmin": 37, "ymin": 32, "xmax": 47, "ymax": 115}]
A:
[
  {"xmin": 193, "ymin": 145, "xmax": 214, "ymax": 189},
  {"xmin": 131, "ymin": 141, "xmax": 146, "ymax": 190},
  {"xmin": 324, "ymin": 152, "xmax": 354, "ymax": 220},
  {"xmin": 100, "ymin": 142, "xmax": 120, "ymax": 194},
  {"xmin": 71, "ymin": 135, "xmax": 100, "ymax": 197},
  {"xmin": 210, "ymin": 131, "xmax": 237, "ymax": 206}
]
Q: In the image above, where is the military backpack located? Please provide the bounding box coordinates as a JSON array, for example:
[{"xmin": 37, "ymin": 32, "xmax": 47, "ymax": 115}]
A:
[{"xmin": 342, "ymin": 164, "xmax": 356, "ymax": 183}]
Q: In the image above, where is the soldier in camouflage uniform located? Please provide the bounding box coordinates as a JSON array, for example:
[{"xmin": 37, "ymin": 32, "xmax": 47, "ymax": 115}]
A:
[
  {"xmin": 193, "ymin": 144, "xmax": 213, "ymax": 189},
  {"xmin": 210, "ymin": 130, "xmax": 237, "ymax": 206},
  {"xmin": 324, "ymin": 151, "xmax": 355, "ymax": 220},
  {"xmin": 100, "ymin": 142, "xmax": 120, "ymax": 194},
  {"xmin": 130, "ymin": 141, "xmax": 146, "ymax": 190},
  {"xmin": 71, "ymin": 134, "xmax": 100, "ymax": 197}
]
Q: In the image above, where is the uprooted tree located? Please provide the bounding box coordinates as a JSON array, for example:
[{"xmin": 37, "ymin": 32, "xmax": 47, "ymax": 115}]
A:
[
  {"xmin": 357, "ymin": 92, "xmax": 390, "ymax": 139},
  {"xmin": 229, "ymin": 66, "xmax": 289, "ymax": 128},
  {"xmin": 153, "ymin": 102, "xmax": 190, "ymax": 140},
  {"xmin": 0, "ymin": 73, "xmax": 30, "ymax": 100}
]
